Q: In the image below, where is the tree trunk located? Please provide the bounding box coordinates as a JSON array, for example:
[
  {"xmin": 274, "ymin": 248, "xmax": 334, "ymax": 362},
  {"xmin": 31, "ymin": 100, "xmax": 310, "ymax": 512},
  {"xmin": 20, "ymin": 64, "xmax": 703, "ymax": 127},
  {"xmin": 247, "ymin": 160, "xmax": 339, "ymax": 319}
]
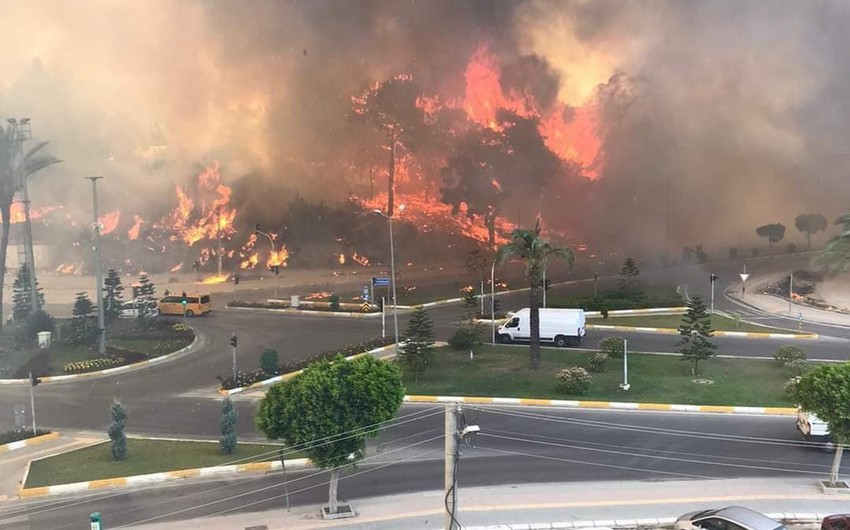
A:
[
  {"xmin": 0, "ymin": 204, "xmax": 10, "ymax": 330},
  {"xmin": 830, "ymin": 442, "xmax": 844, "ymax": 485},
  {"xmin": 386, "ymin": 128, "xmax": 397, "ymax": 217},
  {"xmin": 529, "ymin": 268, "xmax": 542, "ymax": 370},
  {"xmin": 328, "ymin": 468, "xmax": 339, "ymax": 514}
]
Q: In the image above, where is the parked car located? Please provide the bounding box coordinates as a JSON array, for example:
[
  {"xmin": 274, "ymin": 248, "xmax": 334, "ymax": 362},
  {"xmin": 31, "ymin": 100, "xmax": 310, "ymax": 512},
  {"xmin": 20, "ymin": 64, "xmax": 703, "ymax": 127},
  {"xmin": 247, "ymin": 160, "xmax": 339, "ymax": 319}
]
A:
[
  {"xmin": 120, "ymin": 299, "xmax": 159, "ymax": 318},
  {"xmin": 675, "ymin": 506, "xmax": 786, "ymax": 530},
  {"xmin": 822, "ymin": 514, "xmax": 850, "ymax": 530}
]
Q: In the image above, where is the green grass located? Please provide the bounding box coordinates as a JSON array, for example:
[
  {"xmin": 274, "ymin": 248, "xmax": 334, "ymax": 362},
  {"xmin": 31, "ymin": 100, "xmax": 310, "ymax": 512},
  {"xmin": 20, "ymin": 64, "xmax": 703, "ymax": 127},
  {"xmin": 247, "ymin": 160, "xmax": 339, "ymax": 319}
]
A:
[
  {"xmin": 403, "ymin": 345, "xmax": 797, "ymax": 407},
  {"xmin": 587, "ymin": 313, "xmax": 800, "ymax": 334},
  {"xmin": 25, "ymin": 439, "xmax": 301, "ymax": 488}
]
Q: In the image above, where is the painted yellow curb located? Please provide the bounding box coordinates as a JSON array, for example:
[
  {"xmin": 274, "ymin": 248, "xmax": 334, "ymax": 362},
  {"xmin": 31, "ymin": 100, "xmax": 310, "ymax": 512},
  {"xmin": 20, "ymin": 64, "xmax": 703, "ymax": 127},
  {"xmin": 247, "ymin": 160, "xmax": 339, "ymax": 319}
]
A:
[
  {"xmin": 403, "ymin": 395, "xmax": 797, "ymax": 416},
  {"xmin": 0, "ymin": 431, "xmax": 59, "ymax": 453},
  {"xmin": 585, "ymin": 324, "xmax": 817, "ymax": 339}
]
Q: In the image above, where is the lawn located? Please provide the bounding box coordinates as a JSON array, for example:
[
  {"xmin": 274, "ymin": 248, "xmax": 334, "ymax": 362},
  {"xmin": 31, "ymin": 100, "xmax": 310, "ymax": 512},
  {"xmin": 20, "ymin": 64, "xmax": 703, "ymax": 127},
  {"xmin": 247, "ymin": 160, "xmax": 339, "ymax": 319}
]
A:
[
  {"xmin": 403, "ymin": 345, "xmax": 797, "ymax": 407},
  {"xmin": 25, "ymin": 438, "xmax": 299, "ymax": 488},
  {"xmin": 587, "ymin": 313, "xmax": 799, "ymax": 334}
]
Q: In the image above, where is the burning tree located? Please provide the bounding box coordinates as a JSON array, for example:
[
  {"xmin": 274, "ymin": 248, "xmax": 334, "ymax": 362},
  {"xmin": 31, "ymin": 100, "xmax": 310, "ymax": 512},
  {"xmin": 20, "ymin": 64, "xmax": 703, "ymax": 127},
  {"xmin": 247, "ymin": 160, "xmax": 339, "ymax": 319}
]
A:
[
  {"xmin": 351, "ymin": 75, "xmax": 430, "ymax": 216},
  {"xmin": 0, "ymin": 125, "xmax": 61, "ymax": 329},
  {"xmin": 441, "ymin": 110, "xmax": 561, "ymax": 247}
]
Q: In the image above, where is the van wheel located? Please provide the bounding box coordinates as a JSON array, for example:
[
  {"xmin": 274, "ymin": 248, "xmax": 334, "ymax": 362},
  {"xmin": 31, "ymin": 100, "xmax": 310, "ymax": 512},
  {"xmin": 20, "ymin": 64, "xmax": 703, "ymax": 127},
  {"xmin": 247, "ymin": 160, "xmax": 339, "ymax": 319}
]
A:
[
  {"xmin": 499, "ymin": 334, "xmax": 512, "ymax": 344},
  {"xmin": 185, "ymin": 310, "xmax": 195, "ymax": 317},
  {"xmin": 554, "ymin": 335, "xmax": 569, "ymax": 348}
]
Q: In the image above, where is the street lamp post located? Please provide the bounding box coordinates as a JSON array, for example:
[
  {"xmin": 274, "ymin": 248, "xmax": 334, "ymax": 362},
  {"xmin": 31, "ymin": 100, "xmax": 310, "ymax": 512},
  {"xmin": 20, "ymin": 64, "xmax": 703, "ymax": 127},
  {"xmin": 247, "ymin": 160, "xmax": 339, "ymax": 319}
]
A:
[
  {"xmin": 86, "ymin": 177, "xmax": 106, "ymax": 356},
  {"xmin": 7, "ymin": 118, "xmax": 38, "ymax": 316},
  {"xmin": 255, "ymin": 227, "xmax": 280, "ymax": 298},
  {"xmin": 491, "ymin": 261, "xmax": 496, "ymax": 345},
  {"xmin": 373, "ymin": 206, "xmax": 403, "ymax": 354}
]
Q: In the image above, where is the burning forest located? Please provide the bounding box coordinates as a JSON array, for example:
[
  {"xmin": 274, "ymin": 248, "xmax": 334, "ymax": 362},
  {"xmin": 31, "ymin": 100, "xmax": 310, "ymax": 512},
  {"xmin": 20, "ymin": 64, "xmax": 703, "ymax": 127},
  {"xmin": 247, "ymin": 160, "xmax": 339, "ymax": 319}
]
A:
[{"xmin": 3, "ymin": 0, "xmax": 850, "ymax": 275}]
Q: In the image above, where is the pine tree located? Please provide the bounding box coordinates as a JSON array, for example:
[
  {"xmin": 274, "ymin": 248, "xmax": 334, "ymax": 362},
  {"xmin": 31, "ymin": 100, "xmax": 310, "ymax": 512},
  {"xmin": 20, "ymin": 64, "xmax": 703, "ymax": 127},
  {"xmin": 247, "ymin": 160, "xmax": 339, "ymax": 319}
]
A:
[
  {"xmin": 618, "ymin": 257, "xmax": 640, "ymax": 298},
  {"xmin": 103, "ymin": 269, "xmax": 124, "ymax": 322},
  {"xmin": 678, "ymin": 295, "xmax": 717, "ymax": 376},
  {"xmin": 108, "ymin": 399, "xmax": 127, "ymax": 460},
  {"xmin": 400, "ymin": 306, "xmax": 436, "ymax": 382},
  {"xmin": 219, "ymin": 397, "xmax": 238, "ymax": 454},
  {"xmin": 11, "ymin": 264, "xmax": 45, "ymax": 321},
  {"xmin": 71, "ymin": 291, "xmax": 97, "ymax": 345},
  {"xmin": 461, "ymin": 286, "xmax": 478, "ymax": 322},
  {"xmin": 138, "ymin": 272, "xmax": 156, "ymax": 299}
]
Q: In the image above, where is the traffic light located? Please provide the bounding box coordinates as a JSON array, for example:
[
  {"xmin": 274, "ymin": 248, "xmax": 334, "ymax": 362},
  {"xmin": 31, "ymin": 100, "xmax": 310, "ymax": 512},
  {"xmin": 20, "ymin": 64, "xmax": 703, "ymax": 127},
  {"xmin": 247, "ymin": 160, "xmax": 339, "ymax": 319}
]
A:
[
  {"xmin": 270, "ymin": 265, "xmax": 280, "ymax": 275},
  {"xmin": 181, "ymin": 291, "xmax": 188, "ymax": 305},
  {"xmin": 229, "ymin": 334, "xmax": 238, "ymax": 347},
  {"xmin": 234, "ymin": 273, "xmax": 240, "ymax": 285},
  {"xmin": 30, "ymin": 372, "xmax": 41, "ymax": 387},
  {"xmin": 710, "ymin": 273, "xmax": 719, "ymax": 283}
]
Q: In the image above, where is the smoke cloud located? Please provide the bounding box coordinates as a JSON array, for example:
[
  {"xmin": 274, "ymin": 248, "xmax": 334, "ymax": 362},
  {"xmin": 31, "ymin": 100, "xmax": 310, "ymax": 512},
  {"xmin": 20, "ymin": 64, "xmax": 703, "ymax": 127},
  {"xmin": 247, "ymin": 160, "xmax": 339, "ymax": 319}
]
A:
[{"xmin": 1, "ymin": 0, "xmax": 848, "ymax": 258}]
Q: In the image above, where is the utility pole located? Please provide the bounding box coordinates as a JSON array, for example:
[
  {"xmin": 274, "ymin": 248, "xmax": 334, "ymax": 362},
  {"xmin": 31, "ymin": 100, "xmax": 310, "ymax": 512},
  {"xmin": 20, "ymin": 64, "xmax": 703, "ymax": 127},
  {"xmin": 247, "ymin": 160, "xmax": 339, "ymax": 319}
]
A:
[
  {"xmin": 490, "ymin": 261, "xmax": 496, "ymax": 344},
  {"xmin": 28, "ymin": 372, "xmax": 39, "ymax": 433},
  {"xmin": 86, "ymin": 176, "xmax": 106, "ymax": 356},
  {"xmin": 542, "ymin": 267, "xmax": 547, "ymax": 309},
  {"xmin": 444, "ymin": 404, "xmax": 458, "ymax": 530},
  {"xmin": 789, "ymin": 272, "xmax": 793, "ymax": 314}
]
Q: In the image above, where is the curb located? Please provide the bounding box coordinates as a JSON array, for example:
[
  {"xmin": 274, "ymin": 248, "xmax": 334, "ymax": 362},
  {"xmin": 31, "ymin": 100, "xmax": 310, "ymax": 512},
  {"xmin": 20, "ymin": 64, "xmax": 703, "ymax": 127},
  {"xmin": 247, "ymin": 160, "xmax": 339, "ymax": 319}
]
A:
[
  {"xmin": 585, "ymin": 324, "xmax": 817, "ymax": 340},
  {"xmin": 403, "ymin": 395, "xmax": 797, "ymax": 416},
  {"xmin": 0, "ymin": 331, "xmax": 201, "ymax": 385},
  {"xmin": 219, "ymin": 343, "xmax": 402, "ymax": 396},
  {"xmin": 226, "ymin": 305, "xmax": 382, "ymax": 318},
  {"xmin": 451, "ymin": 513, "xmax": 825, "ymax": 530},
  {"xmin": 0, "ymin": 432, "xmax": 59, "ymax": 454},
  {"xmin": 18, "ymin": 455, "xmax": 311, "ymax": 499},
  {"xmin": 584, "ymin": 307, "xmax": 688, "ymax": 317}
]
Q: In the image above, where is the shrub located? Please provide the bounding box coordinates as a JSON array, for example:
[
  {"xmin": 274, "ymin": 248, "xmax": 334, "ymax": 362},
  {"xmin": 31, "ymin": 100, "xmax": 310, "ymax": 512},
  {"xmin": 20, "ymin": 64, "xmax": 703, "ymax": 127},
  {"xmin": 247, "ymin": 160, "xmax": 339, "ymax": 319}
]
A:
[
  {"xmin": 588, "ymin": 352, "xmax": 609, "ymax": 373},
  {"xmin": 63, "ymin": 357, "xmax": 126, "ymax": 374},
  {"xmin": 0, "ymin": 429, "xmax": 51, "ymax": 444},
  {"xmin": 25, "ymin": 310, "xmax": 55, "ymax": 340},
  {"xmin": 260, "ymin": 348, "xmax": 280, "ymax": 376},
  {"xmin": 219, "ymin": 398, "xmax": 238, "ymax": 455},
  {"xmin": 556, "ymin": 367, "xmax": 592, "ymax": 395},
  {"xmin": 109, "ymin": 400, "xmax": 127, "ymax": 460},
  {"xmin": 784, "ymin": 375, "xmax": 802, "ymax": 397},
  {"xmin": 599, "ymin": 337, "xmax": 625, "ymax": 359},
  {"xmin": 448, "ymin": 327, "xmax": 481, "ymax": 350},
  {"xmin": 785, "ymin": 358, "xmax": 808, "ymax": 376},
  {"xmin": 774, "ymin": 345, "xmax": 806, "ymax": 366},
  {"xmin": 329, "ymin": 294, "xmax": 340, "ymax": 311},
  {"xmin": 601, "ymin": 306, "xmax": 609, "ymax": 319}
]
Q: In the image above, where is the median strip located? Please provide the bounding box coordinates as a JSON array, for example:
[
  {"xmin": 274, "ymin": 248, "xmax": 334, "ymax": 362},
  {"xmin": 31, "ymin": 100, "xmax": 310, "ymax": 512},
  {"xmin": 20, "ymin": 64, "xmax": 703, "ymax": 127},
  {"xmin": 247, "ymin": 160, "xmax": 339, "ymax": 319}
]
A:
[
  {"xmin": 586, "ymin": 324, "xmax": 817, "ymax": 339},
  {"xmin": 403, "ymin": 395, "xmax": 797, "ymax": 416},
  {"xmin": 0, "ymin": 432, "xmax": 59, "ymax": 453}
]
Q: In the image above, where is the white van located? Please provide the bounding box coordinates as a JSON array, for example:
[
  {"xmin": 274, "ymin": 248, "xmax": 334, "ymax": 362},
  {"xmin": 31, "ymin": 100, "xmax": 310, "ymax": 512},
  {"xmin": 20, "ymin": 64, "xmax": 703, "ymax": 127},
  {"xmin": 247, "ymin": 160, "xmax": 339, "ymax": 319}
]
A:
[
  {"xmin": 797, "ymin": 408, "xmax": 831, "ymax": 444},
  {"xmin": 497, "ymin": 307, "xmax": 586, "ymax": 347}
]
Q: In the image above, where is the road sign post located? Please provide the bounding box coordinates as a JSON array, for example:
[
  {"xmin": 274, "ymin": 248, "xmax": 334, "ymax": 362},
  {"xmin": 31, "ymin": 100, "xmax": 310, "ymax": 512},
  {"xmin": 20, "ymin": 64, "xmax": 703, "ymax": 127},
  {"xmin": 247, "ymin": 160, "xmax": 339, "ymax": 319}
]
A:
[{"xmin": 739, "ymin": 272, "xmax": 749, "ymax": 299}]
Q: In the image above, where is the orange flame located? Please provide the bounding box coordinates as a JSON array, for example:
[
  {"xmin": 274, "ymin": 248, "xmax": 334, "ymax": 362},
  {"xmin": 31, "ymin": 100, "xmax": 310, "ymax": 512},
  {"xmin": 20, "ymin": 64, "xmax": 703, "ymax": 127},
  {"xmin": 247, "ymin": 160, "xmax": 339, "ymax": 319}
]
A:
[
  {"xmin": 98, "ymin": 210, "xmax": 120, "ymax": 236},
  {"xmin": 199, "ymin": 274, "xmax": 228, "ymax": 284},
  {"xmin": 352, "ymin": 252, "xmax": 370, "ymax": 266},
  {"xmin": 3, "ymin": 204, "xmax": 64, "ymax": 224},
  {"xmin": 338, "ymin": 253, "xmax": 346, "ymax": 265},
  {"xmin": 127, "ymin": 215, "xmax": 144, "ymax": 240},
  {"xmin": 266, "ymin": 246, "xmax": 290, "ymax": 268},
  {"xmin": 55, "ymin": 262, "xmax": 82, "ymax": 274},
  {"xmin": 240, "ymin": 253, "xmax": 259, "ymax": 270},
  {"xmin": 170, "ymin": 263, "xmax": 183, "ymax": 273},
  {"xmin": 304, "ymin": 291, "xmax": 332, "ymax": 301}
]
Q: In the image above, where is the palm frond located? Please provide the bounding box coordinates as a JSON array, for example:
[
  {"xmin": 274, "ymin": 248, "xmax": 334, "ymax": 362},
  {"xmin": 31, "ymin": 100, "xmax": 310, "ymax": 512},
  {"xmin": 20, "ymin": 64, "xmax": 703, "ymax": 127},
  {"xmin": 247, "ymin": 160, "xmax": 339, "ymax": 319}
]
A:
[
  {"xmin": 24, "ymin": 155, "xmax": 62, "ymax": 178},
  {"xmin": 24, "ymin": 141, "xmax": 51, "ymax": 160}
]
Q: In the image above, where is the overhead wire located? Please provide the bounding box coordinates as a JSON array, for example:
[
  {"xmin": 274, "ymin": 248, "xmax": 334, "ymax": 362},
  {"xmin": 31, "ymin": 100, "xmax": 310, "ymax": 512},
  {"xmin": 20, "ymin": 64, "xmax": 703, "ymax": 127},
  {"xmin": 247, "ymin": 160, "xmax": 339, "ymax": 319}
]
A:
[{"xmin": 0, "ymin": 406, "xmax": 444, "ymax": 522}]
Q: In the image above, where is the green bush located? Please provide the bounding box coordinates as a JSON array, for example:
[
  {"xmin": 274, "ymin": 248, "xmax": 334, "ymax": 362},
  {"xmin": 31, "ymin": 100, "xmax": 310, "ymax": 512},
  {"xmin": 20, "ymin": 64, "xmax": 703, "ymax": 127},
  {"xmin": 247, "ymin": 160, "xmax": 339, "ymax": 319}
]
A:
[
  {"xmin": 588, "ymin": 352, "xmax": 609, "ymax": 373},
  {"xmin": 0, "ymin": 429, "xmax": 51, "ymax": 445},
  {"xmin": 556, "ymin": 367, "xmax": 592, "ymax": 394},
  {"xmin": 785, "ymin": 375, "xmax": 802, "ymax": 397},
  {"xmin": 329, "ymin": 294, "xmax": 340, "ymax": 311},
  {"xmin": 550, "ymin": 285, "xmax": 682, "ymax": 312},
  {"xmin": 785, "ymin": 358, "xmax": 808, "ymax": 376},
  {"xmin": 448, "ymin": 327, "xmax": 481, "ymax": 350},
  {"xmin": 599, "ymin": 337, "xmax": 625, "ymax": 359},
  {"xmin": 773, "ymin": 345, "xmax": 806, "ymax": 366},
  {"xmin": 260, "ymin": 348, "xmax": 280, "ymax": 375},
  {"xmin": 25, "ymin": 310, "xmax": 55, "ymax": 340},
  {"xmin": 63, "ymin": 357, "xmax": 126, "ymax": 374}
]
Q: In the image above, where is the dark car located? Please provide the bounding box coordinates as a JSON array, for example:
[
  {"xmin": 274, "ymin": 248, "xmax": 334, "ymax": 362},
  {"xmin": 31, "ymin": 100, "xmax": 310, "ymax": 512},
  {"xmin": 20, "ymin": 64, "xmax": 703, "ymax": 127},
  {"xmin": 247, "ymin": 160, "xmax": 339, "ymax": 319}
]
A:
[{"xmin": 822, "ymin": 515, "xmax": 850, "ymax": 530}]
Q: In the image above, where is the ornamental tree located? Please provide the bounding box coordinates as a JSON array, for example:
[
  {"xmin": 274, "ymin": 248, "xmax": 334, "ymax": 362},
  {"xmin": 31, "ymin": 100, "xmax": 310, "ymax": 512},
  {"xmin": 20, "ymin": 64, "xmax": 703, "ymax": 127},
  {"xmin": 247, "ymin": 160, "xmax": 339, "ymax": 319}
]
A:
[
  {"xmin": 256, "ymin": 355, "xmax": 404, "ymax": 515},
  {"xmin": 678, "ymin": 295, "xmax": 717, "ymax": 376},
  {"xmin": 400, "ymin": 306, "xmax": 436, "ymax": 382},
  {"xmin": 794, "ymin": 362, "xmax": 850, "ymax": 485},
  {"xmin": 219, "ymin": 397, "xmax": 238, "ymax": 455},
  {"xmin": 109, "ymin": 399, "xmax": 127, "ymax": 460}
]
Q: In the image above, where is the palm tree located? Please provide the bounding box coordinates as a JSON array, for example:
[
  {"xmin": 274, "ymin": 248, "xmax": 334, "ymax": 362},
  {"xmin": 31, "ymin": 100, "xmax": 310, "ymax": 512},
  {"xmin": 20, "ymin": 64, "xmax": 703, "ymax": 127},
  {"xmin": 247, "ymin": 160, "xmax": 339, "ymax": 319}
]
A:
[
  {"xmin": 497, "ymin": 218, "xmax": 574, "ymax": 369},
  {"xmin": 0, "ymin": 125, "xmax": 61, "ymax": 328}
]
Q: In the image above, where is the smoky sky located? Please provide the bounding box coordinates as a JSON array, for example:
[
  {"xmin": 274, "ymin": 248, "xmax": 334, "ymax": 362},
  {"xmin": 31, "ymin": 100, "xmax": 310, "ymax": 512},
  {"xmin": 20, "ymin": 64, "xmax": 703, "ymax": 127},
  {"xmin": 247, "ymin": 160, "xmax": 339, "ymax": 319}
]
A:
[{"xmin": 1, "ymin": 0, "xmax": 849, "ymax": 255}]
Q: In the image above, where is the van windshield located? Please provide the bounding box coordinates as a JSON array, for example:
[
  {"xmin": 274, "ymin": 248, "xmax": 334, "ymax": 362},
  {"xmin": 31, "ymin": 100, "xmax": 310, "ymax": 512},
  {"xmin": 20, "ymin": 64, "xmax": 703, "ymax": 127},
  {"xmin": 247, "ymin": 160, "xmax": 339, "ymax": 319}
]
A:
[{"xmin": 201, "ymin": 295, "xmax": 211, "ymax": 304}]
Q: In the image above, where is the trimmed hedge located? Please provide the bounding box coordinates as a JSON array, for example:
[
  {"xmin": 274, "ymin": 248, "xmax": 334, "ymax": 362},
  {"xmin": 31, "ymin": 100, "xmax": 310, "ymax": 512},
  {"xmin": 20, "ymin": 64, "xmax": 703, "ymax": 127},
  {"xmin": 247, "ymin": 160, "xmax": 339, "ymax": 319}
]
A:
[
  {"xmin": 549, "ymin": 285, "xmax": 683, "ymax": 311},
  {"xmin": 64, "ymin": 357, "xmax": 126, "ymax": 374},
  {"xmin": 216, "ymin": 337, "xmax": 395, "ymax": 390},
  {"xmin": 0, "ymin": 429, "xmax": 51, "ymax": 445}
]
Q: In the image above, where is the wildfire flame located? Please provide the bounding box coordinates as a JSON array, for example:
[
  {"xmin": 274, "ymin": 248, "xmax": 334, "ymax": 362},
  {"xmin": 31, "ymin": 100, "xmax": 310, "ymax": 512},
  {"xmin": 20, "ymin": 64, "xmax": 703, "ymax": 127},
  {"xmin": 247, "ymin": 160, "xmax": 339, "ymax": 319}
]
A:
[
  {"xmin": 267, "ymin": 246, "xmax": 290, "ymax": 268},
  {"xmin": 352, "ymin": 252, "xmax": 370, "ymax": 266},
  {"xmin": 170, "ymin": 263, "xmax": 183, "ymax": 273},
  {"xmin": 4, "ymin": 204, "xmax": 64, "ymax": 224},
  {"xmin": 338, "ymin": 253, "xmax": 345, "ymax": 265},
  {"xmin": 240, "ymin": 253, "xmax": 259, "ymax": 270},
  {"xmin": 199, "ymin": 274, "xmax": 229, "ymax": 284},
  {"xmin": 304, "ymin": 291, "xmax": 332, "ymax": 301},
  {"xmin": 98, "ymin": 210, "xmax": 121, "ymax": 236},
  {"xmin": 55, "ymin": 262, "xmax": 82, "ymax": 274},
  {"xmin": 127, "ymin": 215, "xmax": 144, "ymax": 240}
]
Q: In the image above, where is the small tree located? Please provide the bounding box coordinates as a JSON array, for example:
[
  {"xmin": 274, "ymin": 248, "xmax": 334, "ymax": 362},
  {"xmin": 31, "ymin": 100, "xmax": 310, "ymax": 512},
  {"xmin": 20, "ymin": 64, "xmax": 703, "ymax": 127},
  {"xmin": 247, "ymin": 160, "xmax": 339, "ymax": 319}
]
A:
[
  {"xmin": 219, "ymin": 397, "xmax": 238, "ymax": 455},
  {"xmin": 400, "ymin": 306, "xmax": 436, "ymax": 382},
  {"xmin": 260, "ymin": 348, "xmax": 280, "ymax": 376},
  {"xmin": 103, "ymin": 269, "xmax": 124, "ymax": 322},
  {"xmin": 618, "ymin": 258, "xmax": 640, "ymax": 298},
  {"xmin": 138, "ymin": 272, "xmax": 156, "ymax": 299},
  {"xmin": 256, "ymin": 355, "xmax": 404, "ymax": 516},
  {"xmin": 756, "ymin": 223, "xmax": 786, "ymax": 248},
  {"xmin": 460, "ymin": 286, "xmax": 478, "ymax": 322},
  {"xmin": 329, "ymin": 293, "xmax": 340, "ymax": 311},
  {"xmin": 108, "ymin": 399, "xmax": 127, "ymax": 460},
  {"xmin": 678, "ymin": 295, "xmax": 717, "ymax": 375},
  {"xmin": 599, "ymin": 336, "xmax": 625, "ymax": 359},
  {"xmin": 794, "ymin": 363, "xmax": 850, "ymax": 485},
  {"xmin": 71, "ymin": 291, "xmax": 97, "ymax": 345},
  {"xmin": 795, "ymin": 213, "xmax": 828, "ymax": 250},
  {"xmin": 11, "ymin": 264, "xmax": 45, "ymax": 321}
]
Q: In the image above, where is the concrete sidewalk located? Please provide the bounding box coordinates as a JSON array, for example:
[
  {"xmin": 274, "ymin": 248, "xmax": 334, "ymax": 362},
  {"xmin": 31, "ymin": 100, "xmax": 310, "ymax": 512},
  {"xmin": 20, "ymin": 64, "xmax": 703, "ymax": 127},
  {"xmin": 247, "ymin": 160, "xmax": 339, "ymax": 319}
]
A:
[
  {"xmin": 726, "ymin": 278, "xmax": 850, "ymax": 328},
  {"xmin": 123, "ymin": 477, "xmax": 847, "ymax": 530}
]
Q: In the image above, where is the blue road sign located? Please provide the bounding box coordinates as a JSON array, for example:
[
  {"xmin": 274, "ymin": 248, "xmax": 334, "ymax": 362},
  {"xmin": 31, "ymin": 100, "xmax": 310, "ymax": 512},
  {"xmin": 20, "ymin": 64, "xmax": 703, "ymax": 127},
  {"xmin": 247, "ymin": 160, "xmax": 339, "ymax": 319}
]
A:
[
  {"xmin": 372, "ymin": 277, "xmax": 391, "ymax": 287},
  {"xmin": 362, "ymin": 285, "xmax": 370, "ymax": 302}
]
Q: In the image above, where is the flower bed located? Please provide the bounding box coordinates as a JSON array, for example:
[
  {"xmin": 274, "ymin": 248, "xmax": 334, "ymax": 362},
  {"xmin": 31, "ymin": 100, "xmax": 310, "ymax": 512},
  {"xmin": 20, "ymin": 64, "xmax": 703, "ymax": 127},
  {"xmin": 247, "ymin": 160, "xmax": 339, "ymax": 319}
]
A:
[
  {"xmin": 216, "ymin": 336, "xmax": 394, "ymax": 390},
  {"xmin": 63, "ymin": 357, "xmax": 126, "ymax": 374}
]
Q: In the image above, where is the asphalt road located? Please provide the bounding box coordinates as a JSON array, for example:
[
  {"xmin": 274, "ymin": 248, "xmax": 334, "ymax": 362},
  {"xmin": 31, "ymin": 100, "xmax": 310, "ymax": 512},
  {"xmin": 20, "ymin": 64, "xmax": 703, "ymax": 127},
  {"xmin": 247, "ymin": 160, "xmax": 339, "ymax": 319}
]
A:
[{"xmin": 2, "ymin": 406, "xmax": 844, "ymax": 529}]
